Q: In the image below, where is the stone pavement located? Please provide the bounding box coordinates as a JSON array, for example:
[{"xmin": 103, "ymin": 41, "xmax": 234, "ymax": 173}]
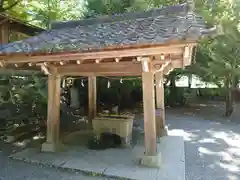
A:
[{"xmin": 10, "ymin": 136, "xmax": 185, "ymax": 180}]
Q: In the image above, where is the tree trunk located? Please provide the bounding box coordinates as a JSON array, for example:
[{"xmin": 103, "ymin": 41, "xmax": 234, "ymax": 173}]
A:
[
  {"xmin": 168, "ymin": 73, "xmax": 176, "ymax": 107},
  {"xmin": 225, "ymin": 74, "xmax": 234, "ymax": 117},
  {"xmin": 188, "ymin": 74, "xmax": 192, "ymax": 89},
  {"xmin": 225, "ymin": 89, "xmax": 233, "ymax": 116}
]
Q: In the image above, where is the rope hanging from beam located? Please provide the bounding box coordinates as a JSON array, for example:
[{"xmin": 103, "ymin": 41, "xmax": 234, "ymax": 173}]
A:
[
  {"xmin": 65, "ymin": 76, "xmax": 142, "ymax": 81},
  {"xmin": 63, "ymin": 76, "xmax": 142, "ymax": 89}
]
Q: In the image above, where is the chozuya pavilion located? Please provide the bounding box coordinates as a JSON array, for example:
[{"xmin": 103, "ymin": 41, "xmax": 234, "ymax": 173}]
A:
[{"xmin": 0, "ymin": 1, "xmax": 216, "ymax": 167}]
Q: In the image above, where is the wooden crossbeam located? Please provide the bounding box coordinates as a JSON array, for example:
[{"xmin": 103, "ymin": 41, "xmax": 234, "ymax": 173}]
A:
[
  {"xmin": 61, "ymin": 72, "xmax": 142, "ymax": 77},
  {"xmin": 0, "ymin": 43, "xmax": 190, "ymax": 64},
  {"xmin": 57, "ymin": 61, "xmax": 142, "ymax": 76}
]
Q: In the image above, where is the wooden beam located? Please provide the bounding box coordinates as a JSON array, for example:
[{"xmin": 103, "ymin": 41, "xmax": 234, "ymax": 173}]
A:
[
  {"xmin": 88, "ymin": 76, "xmax": 97, "ymax": 127},
  {"xmin": 57, "ymin": 62, "xmax": 142, "ymax": 75},
  {"xmin": 171, "ymin": 60, "xmax": 183, "ymax": 69},
  {"xmin": 1, "ymin": 44, "xmax": 188, "ymax": 64},
  {"xmin": 153, "ymin": 60, "xmax": 182, "ymax": 75},
  {"xmin": 142, "ymin": 71, "xmax": 157, "ymax": 156},
  {"xmin": 163, "ymin": 63, "xmax": 173, "ymax": 75},
  {"xmin": 159, "ymin": 61, "xmax": 170, "ymax": 72},
  {"xmin": 152, "ymin": 57, "xmax": 183, "ymax": 73},
  {"xmin": 0, "ymin": 69, "xmax": 42, "ymax": 76}
]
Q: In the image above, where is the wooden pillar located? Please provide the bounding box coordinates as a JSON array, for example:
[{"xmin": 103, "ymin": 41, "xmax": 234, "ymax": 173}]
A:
[
  {"xmin": 155, "ymin": 71, "xmax": 166, "ymax": 138},
  {"xmin": 42, "ymin": 72, "xmax": 61, "ymax": 152},
  {"xmin": 88, "ymin": 76, "xmax": 97, "ymax": 127},
  {"xmin": 142, "ymin": 72, "xmax": 157, "ymax": 156},
  {"xmin": 0, "ymin": 23, "xmax": 9, "ymax": 44}
]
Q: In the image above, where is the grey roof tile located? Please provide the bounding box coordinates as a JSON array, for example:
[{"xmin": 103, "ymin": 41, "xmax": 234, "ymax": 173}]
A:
[{"xmin": 0, "ymin": 3, "xmax": 211, "ymax": 54}]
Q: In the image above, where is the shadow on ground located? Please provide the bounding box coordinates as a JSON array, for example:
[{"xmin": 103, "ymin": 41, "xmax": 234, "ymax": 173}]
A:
[{"xmin": 166, "ymin": 111, "xmax": 240, "ymax": 180}]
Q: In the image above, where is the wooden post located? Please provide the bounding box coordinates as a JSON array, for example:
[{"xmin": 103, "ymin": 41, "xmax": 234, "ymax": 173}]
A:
[
  {"xmin": 88, "ymin": 76, "xmax": 97, "ymax": 127},
  {"xmin": 0, "ymin": 23, "xmax": 9, "ymax": 44},
  {"xmin": 142, "ymin": 72, "xmax": 157, "ymax": 156},
  {"xmin": 155, "ymin": 71, "xmax": 166, "ymax": 138},
  {"xmin": 42, "ymin": 72, "xmax": 61, "ymax": 152}
]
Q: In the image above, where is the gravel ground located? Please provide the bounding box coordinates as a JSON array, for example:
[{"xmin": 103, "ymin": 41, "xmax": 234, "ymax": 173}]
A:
[
  {"xmin": 1, "ymin": 110, "xmax": 240, "ymax": 180},
  {"xmin": 166, "ymin": 112, "xmax": 240, "ymax": 180}
]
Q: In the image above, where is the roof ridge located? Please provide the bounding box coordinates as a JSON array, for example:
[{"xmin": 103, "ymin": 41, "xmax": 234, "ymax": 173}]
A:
[{"xmin": 51, "ymin": 3, "xmax": 188, "ymax": 29}]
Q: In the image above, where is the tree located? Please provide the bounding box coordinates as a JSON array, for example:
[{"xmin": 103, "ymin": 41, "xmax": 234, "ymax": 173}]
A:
[
  {"xmin": 199, "ymin": 25, "xmax": 240, "ymax": 116},
  {"xmin": 188, "ymin": 0, "xmax": 240, "ymax": 116},
  {"xmin": 0, "ymin": 0, "xmax": 21, "ymax": 12}
]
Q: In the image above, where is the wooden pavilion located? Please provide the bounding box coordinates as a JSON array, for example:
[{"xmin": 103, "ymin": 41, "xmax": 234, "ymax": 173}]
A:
[
  {"xmin": 0, "ymin": 13, "xmax": 43, "ymax": 44},
  {"xmin": 0, "ymin": 2, "xmax": 216, "ymax": 166}
]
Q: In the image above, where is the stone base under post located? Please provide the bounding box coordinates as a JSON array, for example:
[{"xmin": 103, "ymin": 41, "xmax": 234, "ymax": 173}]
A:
[
  {"xmin": 139, "ymin": 152, "xmax": 162, "ymax": 168},
  {"xmin": 41, "ymin": 142, "xmax": 64, "ymax": 152}
]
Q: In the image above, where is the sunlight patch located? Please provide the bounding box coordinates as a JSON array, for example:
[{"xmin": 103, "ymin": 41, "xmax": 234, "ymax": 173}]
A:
[
  {"xmin": 169, "ymin": 129, "xmax": 198, "ymax": 141},
  {"xmin": 207, "ymin": 130, "xmax": 240, "ymax": 148},
  {"xmin": 228, "ymin": 147, "xmax": 240, "ymax": 157},
  {"xmin": 13, "ymin": 139, "xmax": 31, "ymax": 148},
  {"xmin": 33, "ymin": 134, "xmax": 45, "ymax": 140},
  {"xmin": 198, "ymin": 147, "xmax": 234, "ymax": 162},
  {"xmin": 198, "ymin": 147, "xmax": 214, "ymax": 155},
  {"xmin": 227, "ymin": 174, "xmax": 238, "ymax": 180},
  {"xmin": 218, "ymin": 151, "xmax": 233, "ymax": 162},
  {"xmin": 218, "ymin": 162, "xmax": 240, "ymax": 173},
  {"xmin": 198, "ymin": 138, "xmax": 218, "ymax": 144}
]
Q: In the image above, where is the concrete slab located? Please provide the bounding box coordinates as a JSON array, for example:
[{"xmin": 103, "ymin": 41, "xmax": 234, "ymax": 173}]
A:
[
  {"xmin": 9, "ymin": 136, "xmax": 185, "ymax": 180},
  {"xmin": 10, "ymin": 148, "xmax": 67, "ymax": 167},
  {"xmin": 61, "ymin": 148, "xmax": 110, "ymax": 174},
  {"xmin": 9, "ymin": 148, "xmax": 39, "ymax": 160},
  {"xmin": 104, "ymin": 136, "xmax": 185, "ymax": 180},
  {"xmin": 156, "ymin": 136, "xmax": 185, "ymax": 180},
  {"xmin": 61, "ymin": 156, "xmax": 108, "ymax": 174},
  {"xmin": 104, "ymin": 163, "xmax": 159, "ymax": 180}
]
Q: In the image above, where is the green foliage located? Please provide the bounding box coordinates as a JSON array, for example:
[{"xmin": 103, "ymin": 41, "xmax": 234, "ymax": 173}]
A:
[
  {"xmin": 0, "ymin": 75, "xmax": 47, "ymax": 127},
  {"xmin": 84, "ymin": 0, "xmax": 133, "ymax": 17},
  {"xmin": 3, "ymin": 0, "xmax": 240, "ymax": 119},
  {"xmin": 5, "ymin": 0, "xmax": 86, "ymax": 28}
]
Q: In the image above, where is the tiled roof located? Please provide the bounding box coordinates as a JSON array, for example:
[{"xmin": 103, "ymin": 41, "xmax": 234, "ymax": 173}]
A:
[{"xmin": 0, "ymin": 3, "xmax": 210, "ymax": 54}]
